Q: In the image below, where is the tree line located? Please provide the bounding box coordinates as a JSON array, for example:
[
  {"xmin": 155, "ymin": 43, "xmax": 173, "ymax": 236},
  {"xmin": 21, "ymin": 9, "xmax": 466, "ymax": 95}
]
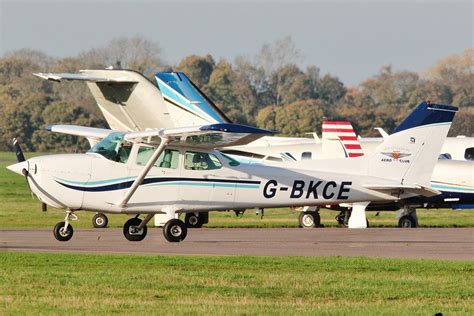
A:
[{"xmin": 0, "ymin": 36, "xmax": 472, "ymax": 152}]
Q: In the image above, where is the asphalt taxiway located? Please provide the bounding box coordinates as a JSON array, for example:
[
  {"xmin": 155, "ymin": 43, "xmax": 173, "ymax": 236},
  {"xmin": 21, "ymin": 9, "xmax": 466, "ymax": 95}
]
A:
[{"xmin": 1, "ymin": 228, "xmax": 472, "ymax": 260}]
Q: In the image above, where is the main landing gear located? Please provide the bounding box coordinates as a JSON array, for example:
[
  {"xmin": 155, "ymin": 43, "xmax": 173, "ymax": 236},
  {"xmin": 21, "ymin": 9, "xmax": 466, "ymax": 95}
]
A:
[
  {"xmin": 299, "ymin": 211, "xmax": 321, "ymax": 228},
  {"xmin": 184, "ymin": 212, "xmax": 209, "ymax": 228},
  {"xmin": 53, "ymin": 210, "xmax": 77, "ymax": 241},
  {"xmin": 123, "ymin": 215, "xmax": 188, "ymax": 242},
  {"xmin": 398, "ymin": 206, "xmax": 418, "ymax": 228},
  {"xmin": 123, "ymin": 214, "xmax": 154, "ymax": 241},
  {"xmin": 163, "ymin": 218, "xmax": 187, "ymax": 242},
  {"xmin": 92, "ymin": 213, "xmax": 108, "ymax": 228}
]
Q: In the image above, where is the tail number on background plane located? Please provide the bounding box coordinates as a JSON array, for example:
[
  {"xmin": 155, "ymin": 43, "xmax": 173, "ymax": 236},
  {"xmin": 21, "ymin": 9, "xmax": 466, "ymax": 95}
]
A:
[{"xmin": 263, "ymin": 180, "xmax": 352, "ymax": 200}]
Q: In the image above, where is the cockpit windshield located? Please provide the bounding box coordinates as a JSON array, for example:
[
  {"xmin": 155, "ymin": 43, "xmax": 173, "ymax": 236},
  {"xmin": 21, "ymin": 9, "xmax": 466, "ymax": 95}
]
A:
[{"xmin": 88, "ymin": 132, "xmax": 132, "ymax": 163}]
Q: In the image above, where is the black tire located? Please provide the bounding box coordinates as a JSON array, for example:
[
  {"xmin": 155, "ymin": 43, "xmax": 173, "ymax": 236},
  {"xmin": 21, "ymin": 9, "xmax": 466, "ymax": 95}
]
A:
[
  {"xmin": 123, "ymin": 217, "xmax": 147, "ymax": 241},
  {"xmin": 399, "ymin": 215, "xmax": 417, "ymax": 228},
  {"xmin": 299, "ymin": 211, "xmax": 321, "ymax": 228},
  {"xmin": 185, "ymin": 213, "xmax": 203, "ymax": 228},
  {"xmin": 163, "ymin": 219, "xmax": 187, "ymax": 242},
  {"xmin": 53, "ymin": 221, "xmax": 74, "ymax": 241},
  {"xmin": 92, "ymin": 213, "xmax": 108, "ymax": 228}
]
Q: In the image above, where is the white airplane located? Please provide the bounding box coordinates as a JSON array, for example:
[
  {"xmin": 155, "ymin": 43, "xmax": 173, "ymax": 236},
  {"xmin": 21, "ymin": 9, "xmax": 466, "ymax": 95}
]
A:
[
  {"xmin": 34, "ymin": 70, "xmax": 474, "ymax": 229},
  {"xmin": 7, "ymin": 102, "xmax": 457, "ymax": 242}
]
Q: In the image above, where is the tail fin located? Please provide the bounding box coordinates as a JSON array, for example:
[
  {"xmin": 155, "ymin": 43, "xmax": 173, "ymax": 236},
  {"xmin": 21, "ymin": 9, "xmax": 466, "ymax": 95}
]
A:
[
  {"xmin": 34, "ymin": 69, "xmax": 219, "ymax": 131},
  {"xmin": 367, "ymin": 101, "xmax": 457, "ymax": 186},
  {"xmin": 156, "ymin": 72, "xmax": 231, "ymax": 125},
  {"xmin": 322, "ymin": 121, "xmax": 364, "ymax": 158}
]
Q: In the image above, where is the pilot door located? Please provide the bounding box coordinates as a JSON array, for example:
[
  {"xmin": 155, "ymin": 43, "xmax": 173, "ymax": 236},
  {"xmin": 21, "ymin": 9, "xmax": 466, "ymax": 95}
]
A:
[{"xmin": 126, "ymin": 145, "xmax": 181, "ymax": 205}]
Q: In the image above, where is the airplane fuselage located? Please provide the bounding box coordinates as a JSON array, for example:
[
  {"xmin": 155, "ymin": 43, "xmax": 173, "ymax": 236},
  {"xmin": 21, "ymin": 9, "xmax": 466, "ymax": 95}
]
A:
[{"xmin": 21, "ymin": 147, "xmax": 401, "ymax": 215}]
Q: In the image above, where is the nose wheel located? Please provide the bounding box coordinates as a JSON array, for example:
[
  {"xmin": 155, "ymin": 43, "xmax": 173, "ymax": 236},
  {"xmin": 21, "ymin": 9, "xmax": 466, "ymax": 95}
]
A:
[{"xmin": 53, "ymin": 210, "xmax": 77, "ymax": 241}]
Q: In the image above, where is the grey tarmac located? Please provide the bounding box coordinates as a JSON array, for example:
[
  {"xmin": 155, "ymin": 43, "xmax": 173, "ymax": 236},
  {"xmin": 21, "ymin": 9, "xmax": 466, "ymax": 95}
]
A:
[{"xmin": 0, "ymin": 228, "xmax": 473, "ymax": 260}]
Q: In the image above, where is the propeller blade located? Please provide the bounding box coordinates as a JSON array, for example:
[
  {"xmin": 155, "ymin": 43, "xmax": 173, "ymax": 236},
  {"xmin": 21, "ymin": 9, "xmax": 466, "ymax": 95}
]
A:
[
  {"xmin": 11, "ymin": 138, "xmax": 34, "ymax": 197},
  {"xmin": 13, "ymin": 138, "xmax": 25, "ymax": 162}
]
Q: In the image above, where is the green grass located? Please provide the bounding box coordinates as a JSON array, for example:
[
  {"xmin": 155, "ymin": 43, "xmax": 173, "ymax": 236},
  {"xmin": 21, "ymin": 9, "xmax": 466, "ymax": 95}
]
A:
[
  {"xmin": 1, "ymin": 151, "xmax": 473, "ymax": 228},
  {"xmin": 0, "ymin": 252, "xmax": 473, "ymax": 315}
]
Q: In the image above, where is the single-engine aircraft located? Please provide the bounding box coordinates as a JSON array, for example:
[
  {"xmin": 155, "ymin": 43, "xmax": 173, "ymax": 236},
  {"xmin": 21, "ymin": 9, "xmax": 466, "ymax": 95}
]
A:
[
  {"xmin": 7, "ymin": 102, "xmax": 457, "ymax": 242},
  {"xmin": 34, "ymin": 70, "xmax": 473, "ymax": 229}
]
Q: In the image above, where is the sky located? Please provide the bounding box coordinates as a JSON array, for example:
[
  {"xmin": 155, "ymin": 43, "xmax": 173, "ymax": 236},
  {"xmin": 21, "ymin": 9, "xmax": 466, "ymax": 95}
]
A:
[{"xmin": 0, "ymin": 0, "xmax": 472, "ymax": 85}]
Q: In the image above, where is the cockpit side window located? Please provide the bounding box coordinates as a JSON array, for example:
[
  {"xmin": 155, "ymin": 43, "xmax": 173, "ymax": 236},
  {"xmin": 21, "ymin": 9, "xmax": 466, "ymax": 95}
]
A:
[
  {"xmin": 88, "ymin": 132, "xmax": 132, "ymax": 163},
  {"xmin": 136, "ymin": 146, "xmax": 179, "ymax": 169},
  {"xmin": 184, "ymin": 151, "xmax": 222, "ymax": 170}
]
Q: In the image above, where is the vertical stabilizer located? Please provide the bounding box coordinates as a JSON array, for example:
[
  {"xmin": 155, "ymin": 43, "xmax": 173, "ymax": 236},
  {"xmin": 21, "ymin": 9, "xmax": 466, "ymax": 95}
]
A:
[
  {"xmin": 367, "ymin": 101, "xmax": 457, "ymax": 186},
  {"xmin": 322, "ymin": 121, "xmax": 364, "ymax": 158}
]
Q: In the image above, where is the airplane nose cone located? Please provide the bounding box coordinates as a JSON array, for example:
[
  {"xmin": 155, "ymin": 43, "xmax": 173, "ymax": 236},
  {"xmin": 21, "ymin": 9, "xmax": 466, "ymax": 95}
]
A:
[{"xmin": 6, "ymin": 161, "xmax": 29, "ymax": 176}]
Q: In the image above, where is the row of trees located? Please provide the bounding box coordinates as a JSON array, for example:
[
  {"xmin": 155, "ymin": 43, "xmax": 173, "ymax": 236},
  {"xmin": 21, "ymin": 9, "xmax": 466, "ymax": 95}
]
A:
[{"xmin": 0, "ymin": 36, "xmax": 472, "ymax": 152}]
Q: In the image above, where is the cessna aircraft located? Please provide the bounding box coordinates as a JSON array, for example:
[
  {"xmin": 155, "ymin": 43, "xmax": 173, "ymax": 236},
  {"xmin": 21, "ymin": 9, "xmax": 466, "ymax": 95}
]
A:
[
  {"xmin": 7, "ymin": 102, "xmax": 457, "ymax": 242},
  {"xmin": 34, "ymin": 70, "xmax": 474, "ymax": 228}
]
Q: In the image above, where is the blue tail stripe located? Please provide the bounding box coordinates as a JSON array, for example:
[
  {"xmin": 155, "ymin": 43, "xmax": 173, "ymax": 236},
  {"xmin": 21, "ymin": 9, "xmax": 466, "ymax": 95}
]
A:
[{"xmin": 393, "ymin": 101, "xmax": 458, "ymax": 133}]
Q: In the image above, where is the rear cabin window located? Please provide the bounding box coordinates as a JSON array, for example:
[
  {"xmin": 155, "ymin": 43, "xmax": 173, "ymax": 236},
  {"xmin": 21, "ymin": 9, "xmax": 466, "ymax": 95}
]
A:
[
  {"xmin": 136, "ymin": 146, "xmax": 179, "ymax": 169},
  {"xmin": 465, "ymin": 147, "xmax": 474, "ymax": 161},
  {"xmin": 301, "ymin": 152, "xmax": 312, "ymax": 160},
  {"xmin": 184, "ymin": 152, "xmax": 223, "ymax": 170}
]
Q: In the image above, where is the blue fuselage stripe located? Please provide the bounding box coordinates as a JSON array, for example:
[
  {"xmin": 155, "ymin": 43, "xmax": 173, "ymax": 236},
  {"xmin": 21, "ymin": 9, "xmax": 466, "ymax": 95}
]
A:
[{"xmin": 56, "ymin": 177, "xmax": 261, "ymax": 192}]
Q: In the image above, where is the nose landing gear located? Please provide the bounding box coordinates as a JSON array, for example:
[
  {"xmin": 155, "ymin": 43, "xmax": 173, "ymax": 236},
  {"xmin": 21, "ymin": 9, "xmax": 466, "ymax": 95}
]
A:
[{"xmin": 53, "ymin": 210, "xmax": 77, "ymax": 241}]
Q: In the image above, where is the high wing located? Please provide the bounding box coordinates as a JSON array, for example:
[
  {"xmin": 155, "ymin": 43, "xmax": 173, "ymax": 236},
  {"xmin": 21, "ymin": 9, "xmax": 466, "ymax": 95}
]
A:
[
  {"xmin": 46, "ymin": 124, "xmax": 117, "ymax": 147},
  {"xmin": 47, "ymin": 123, "xmax": 273, "ymax": 149},
  {"xmin": 33, "ymin": 72, "xmax": 138, "ymax": 83},
  {"xmin": 124, "ymin": 123, "xmax": 273, "ymax": 148}
]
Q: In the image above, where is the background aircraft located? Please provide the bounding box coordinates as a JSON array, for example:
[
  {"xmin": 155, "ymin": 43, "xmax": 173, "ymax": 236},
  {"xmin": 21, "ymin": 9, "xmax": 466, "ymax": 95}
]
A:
[{"xmin": 35, "ymin": 70, "xmax": 474, "ymax": 161}]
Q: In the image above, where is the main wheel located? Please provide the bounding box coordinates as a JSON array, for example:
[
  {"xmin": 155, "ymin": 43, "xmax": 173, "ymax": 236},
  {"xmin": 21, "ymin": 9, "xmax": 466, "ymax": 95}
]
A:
[
  {"xmin": 123, "ymin": 217, "xmax": 147, "ymax": 241},
  {"xmin": 399, "ymin": 215, "xmax": 417, "ymax": 228},
  {"xmin": 185, "ymin": 213, "xmax": 203, "ymax": 228},
  {"xmin": 53, "ymin": 221, "xmax": 74, "ymax": 241},
  {"xmin": 163, "ymin": 219, "xmax": 187, "ymax": 242},
  {"xmin": 299, "ymin": 211, "xmax": 321, "ymax": 228},
  {"xmin": 92, "ymin": 213, "xmax": 108, "ymax": 228}
]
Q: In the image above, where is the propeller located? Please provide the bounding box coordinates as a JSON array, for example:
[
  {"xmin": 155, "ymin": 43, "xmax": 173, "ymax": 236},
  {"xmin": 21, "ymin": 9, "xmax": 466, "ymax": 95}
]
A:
[
  {"xmin": 13, "ymin": 138, "xmax": 25, "ymax": 162},
  {"xmin": 12, "ymin": 138, "xmax": 46, "ymax": 211}
]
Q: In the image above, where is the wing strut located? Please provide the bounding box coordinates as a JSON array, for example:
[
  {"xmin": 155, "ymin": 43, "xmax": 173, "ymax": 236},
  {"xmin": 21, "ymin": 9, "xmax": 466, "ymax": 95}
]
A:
[{"xmin": 118, "ymin": 136, "xmax": 170, "ymax": 208}]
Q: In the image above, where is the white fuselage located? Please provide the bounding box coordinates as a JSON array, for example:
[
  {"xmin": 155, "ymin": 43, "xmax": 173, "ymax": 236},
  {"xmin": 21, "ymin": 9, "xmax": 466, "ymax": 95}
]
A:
[{"xmin": 22, "ymin": 147, "xmax": 403, "ymax": 215}]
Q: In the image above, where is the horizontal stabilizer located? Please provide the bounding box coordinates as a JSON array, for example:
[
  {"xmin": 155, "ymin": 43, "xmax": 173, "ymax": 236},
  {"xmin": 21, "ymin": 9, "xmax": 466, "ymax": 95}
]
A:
[
  {"xmin": 364, "ymin": 184, "xmax": 441, "ymax": 197},
  {"xmin": 34, "ymin": 72, "xmax": 138, "ymax": 83}
]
